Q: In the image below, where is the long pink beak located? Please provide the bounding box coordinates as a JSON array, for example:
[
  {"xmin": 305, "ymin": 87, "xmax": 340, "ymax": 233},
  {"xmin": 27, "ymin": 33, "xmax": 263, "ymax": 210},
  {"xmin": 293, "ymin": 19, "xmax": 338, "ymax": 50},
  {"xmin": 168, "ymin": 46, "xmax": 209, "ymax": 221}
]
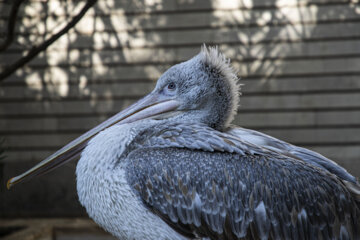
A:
[{"xmin": 7, "ymin": 93, "xmax": 179, "ymax": 189}]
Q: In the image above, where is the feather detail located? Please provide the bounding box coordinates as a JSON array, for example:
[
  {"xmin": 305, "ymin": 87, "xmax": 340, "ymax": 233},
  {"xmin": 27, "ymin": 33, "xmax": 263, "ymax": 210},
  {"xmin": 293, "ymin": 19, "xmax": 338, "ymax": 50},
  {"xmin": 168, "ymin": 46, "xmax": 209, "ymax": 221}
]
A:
[{"xmin": 199, "ymin": 45, "xmax": 241, "ymax": 126}]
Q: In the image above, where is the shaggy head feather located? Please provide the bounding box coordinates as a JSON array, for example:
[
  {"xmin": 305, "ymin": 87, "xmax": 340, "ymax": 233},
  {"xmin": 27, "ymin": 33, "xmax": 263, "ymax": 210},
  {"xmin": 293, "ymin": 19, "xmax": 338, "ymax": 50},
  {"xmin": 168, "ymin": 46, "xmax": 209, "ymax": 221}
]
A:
[{"xmin": 198, "ymin": 45, "xmax": 241, "ymax": 126}]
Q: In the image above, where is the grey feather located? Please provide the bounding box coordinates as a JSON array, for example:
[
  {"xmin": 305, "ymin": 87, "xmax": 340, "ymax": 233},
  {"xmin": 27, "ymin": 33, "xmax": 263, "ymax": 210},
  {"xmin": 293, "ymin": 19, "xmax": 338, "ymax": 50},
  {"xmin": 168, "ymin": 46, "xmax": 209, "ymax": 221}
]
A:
[
  {"xmin": 123, "ymin": 123, "xmax": 360, "ymax": 240},
  {"xmin": 227, "ymin": 127, "xmax": 357, "ymax": 184}
]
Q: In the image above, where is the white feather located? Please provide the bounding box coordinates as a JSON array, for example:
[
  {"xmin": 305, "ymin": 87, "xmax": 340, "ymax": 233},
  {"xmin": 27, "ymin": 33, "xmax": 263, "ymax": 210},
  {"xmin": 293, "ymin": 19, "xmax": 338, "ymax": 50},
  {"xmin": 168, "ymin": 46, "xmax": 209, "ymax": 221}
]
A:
[{"xmin": 76, "ymin": 124, "xmax": 186, "ymax": 240}]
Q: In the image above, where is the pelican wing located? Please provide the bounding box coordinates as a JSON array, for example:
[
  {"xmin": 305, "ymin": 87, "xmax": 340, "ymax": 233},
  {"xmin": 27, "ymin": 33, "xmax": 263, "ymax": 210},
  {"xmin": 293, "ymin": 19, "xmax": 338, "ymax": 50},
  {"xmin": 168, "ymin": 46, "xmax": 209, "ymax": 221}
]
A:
[
  {"xmin": 124, "ymin": 128, "xmax": 360, "ymax": 239},
  {"xmin": 227, "ymin": 127, "xmax": 357, "ymax": 184}
]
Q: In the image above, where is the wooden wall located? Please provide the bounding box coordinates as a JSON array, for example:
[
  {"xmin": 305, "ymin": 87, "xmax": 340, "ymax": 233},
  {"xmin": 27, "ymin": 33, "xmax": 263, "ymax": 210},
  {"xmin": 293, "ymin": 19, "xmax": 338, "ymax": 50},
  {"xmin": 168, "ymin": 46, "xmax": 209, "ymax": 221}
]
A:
[{"xmin": 0, "ymin": 0, "xmax": 359, "ymax": 217}]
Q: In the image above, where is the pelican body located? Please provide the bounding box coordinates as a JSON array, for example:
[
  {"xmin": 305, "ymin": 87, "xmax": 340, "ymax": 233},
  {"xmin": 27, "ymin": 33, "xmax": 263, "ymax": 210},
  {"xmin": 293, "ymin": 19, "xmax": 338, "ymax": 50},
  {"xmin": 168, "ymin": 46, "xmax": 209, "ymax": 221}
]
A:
[{"xmin": 8, "ymin": 46, "xmax": 360, "ymax": 239}]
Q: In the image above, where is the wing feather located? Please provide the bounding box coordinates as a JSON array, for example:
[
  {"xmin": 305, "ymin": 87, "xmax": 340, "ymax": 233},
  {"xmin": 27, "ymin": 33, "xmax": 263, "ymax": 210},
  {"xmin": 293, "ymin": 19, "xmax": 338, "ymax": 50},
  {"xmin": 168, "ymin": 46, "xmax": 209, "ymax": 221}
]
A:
[
  {"xmin": 227, "ymin": 127, "xmax": 357, "ymax": 184},
  {"xmin": 124, "ymin": 146, "xmax": 360, "ymax": 239}
]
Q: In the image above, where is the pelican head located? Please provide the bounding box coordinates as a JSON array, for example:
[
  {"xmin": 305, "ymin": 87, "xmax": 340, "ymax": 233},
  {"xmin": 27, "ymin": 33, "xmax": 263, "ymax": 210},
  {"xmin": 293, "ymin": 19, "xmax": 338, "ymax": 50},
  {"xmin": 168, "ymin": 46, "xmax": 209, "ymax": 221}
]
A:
[
  {"xmin": 7, "ymin": 45, "xmax": 239, "ymax": 188},
  {"xmin": 152, "ymin": 46, "xmax": 240, "ymax": 130}
]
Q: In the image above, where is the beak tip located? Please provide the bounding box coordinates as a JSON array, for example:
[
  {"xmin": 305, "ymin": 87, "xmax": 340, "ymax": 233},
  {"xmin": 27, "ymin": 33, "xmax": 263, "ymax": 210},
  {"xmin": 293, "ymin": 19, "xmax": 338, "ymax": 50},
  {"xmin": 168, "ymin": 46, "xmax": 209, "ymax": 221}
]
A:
[{"xmin": 6, "ymin": 178, "xmax": 14, "ymax": 190}]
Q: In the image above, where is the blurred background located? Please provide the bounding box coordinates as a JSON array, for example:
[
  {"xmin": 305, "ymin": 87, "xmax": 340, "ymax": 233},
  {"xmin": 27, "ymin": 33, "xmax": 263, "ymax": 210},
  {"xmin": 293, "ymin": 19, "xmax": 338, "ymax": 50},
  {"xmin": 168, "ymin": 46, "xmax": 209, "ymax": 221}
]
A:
[{"xmin": 0, "ymin": 0, "xmax": 359, "ymax": 239}]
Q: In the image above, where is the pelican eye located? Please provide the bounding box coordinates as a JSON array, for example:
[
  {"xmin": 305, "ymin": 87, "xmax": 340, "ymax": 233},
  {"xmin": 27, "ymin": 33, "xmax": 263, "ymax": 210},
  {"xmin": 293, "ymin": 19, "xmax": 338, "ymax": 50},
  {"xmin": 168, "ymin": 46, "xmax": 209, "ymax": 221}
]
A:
[{"xmin": 167, "ymin": 82, "xmax": 176, "ymax": 90}]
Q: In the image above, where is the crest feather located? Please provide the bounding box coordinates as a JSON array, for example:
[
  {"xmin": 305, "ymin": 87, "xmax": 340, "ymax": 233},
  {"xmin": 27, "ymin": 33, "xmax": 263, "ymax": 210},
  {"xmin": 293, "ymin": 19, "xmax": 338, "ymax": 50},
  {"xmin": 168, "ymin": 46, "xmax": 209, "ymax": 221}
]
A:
[{"xmin": 199, "ymin": 45, "xmax": 241, "ymax": 125}]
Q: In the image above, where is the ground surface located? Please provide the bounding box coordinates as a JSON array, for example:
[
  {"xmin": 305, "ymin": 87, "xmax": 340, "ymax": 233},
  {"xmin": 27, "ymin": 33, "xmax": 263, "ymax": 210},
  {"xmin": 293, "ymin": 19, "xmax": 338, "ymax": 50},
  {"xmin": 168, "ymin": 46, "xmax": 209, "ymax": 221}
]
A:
[{"xmin": 0, "ymin": 218, "xmax": 116, "ymax": 240}]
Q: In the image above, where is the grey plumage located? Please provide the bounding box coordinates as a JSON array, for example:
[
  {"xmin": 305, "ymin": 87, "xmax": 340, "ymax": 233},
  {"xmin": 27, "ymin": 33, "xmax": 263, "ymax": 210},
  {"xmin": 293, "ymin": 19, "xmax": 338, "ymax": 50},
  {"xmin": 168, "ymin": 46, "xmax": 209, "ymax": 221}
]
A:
[
  {"xmin": 227, "ymin": 127, "xmax": 357, "ymax": 184},
  {"xmin": 124, "ymin": 122, "xmax": 360, "ymax": 239}
]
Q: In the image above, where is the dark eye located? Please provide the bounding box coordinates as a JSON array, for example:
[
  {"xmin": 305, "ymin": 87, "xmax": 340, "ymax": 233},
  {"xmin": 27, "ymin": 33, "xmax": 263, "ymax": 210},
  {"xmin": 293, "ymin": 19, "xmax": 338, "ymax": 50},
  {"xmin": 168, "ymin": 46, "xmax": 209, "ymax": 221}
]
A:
[{"xmin": 167, "ymin": 82, "xmax": 176, "ymax": 90}]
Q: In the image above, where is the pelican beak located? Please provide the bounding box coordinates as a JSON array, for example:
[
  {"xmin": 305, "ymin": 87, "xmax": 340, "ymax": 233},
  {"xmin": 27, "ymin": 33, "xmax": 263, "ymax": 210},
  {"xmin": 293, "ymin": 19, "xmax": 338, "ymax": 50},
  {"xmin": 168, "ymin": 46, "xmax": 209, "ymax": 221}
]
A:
[{"xmin": 7, "ymin": 93, "xmax": 180, "ymax": 189}]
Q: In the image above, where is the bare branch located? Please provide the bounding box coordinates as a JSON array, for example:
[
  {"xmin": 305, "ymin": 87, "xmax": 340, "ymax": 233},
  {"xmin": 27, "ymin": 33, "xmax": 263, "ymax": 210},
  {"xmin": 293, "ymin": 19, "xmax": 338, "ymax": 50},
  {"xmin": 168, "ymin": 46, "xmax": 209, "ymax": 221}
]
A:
[
  {"xmin": 0, "ymin": 0, "xmax": 26, "ymax": 52},
  {"xmin": 0, "ymin": 0, "xmax": 98, "ymax": 82}
]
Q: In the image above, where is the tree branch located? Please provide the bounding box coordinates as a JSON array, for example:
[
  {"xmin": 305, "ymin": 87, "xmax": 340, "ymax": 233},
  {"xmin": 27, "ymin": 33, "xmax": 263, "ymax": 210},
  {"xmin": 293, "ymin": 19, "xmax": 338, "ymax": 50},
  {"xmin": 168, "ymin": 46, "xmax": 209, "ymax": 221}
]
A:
[
  {"xmin": 0, "ymin": 0, "xmax": 26, "ymax": 52},
  {"xmin": 0, "ymin": 0, "xmax": 97, "ymax": 82}
]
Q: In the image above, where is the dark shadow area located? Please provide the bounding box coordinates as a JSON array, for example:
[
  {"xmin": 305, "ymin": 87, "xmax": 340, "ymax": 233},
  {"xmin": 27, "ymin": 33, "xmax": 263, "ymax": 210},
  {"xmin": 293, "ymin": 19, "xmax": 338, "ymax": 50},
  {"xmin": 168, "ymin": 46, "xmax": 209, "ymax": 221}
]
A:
[{"xmin": 0, "ymin": 226, "xmax": 25, "ymax": 238}]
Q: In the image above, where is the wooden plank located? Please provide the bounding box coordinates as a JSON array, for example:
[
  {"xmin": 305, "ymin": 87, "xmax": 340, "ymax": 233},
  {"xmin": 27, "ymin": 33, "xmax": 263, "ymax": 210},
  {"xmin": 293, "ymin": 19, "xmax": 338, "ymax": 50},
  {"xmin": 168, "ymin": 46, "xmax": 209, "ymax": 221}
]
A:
[
  {"xmin": 2, "ymin": 55, "xmax": 360, "ymax": 85},
  {"xmin": 241, "ymin": 76, "xmax": 360, "ymax": 94},
  {"xmin": 7, "ymin": 4, "xmax": 360, "ymax": 36},
  {"xmin": 0, "ymin": 82, "xmax": 154, "ymax": 100},
  {"xmin": 1, "ymin": 0, "xmax": 357, "ymax": 18},
  {"xmin": 4, "ymin": 39, "xmax": 360, "ymax": 67},
  {"xmin": 3, "ymin": 148, "xmax": 359, "ymax": 179},
  {"xmin": 4, "ymin": 128, "xmax": 360, "ymax": 148},
  {"xmin": 4, "ymin": 139, "xmax": 360, "ymax": 180},
  {"xmin": 1, "ymin": 110, "xmax": 359, "ymax": 132},
  {"xmin": 1, "ymin": 48, "xmax": 178, "ymax": 67},
  {"xmin": 235, "ymin": 57, "xmax": 360, "ymax": 77},
  {"xmin": 140, "ymin": 0, "xmax": 360, "ymax": 11},
  {"xmin": 0, "ymin": 116, "xmax": 105, "ymax": 132},
  {"xmin": 235, "ymin": 110, "xmax": 360, "ymax": 128},
  {"xmin": 6, "ymin": 22, "xmax": 360, "ymax": 51},
  {"xmin": 2, "ymin": 150, "xmax": 55, "ymax": 163},
  {"xmin": 1, "ymin": 92, "xmax": 360, "ymax": 116},
  {"xmin": 4, "ymin": 134, "xmax": 79, "ymax": 148},
  {"xmin": 107, "ymin": 21, "xmax": 358, "ymax": 45},
  {"xmin": 3, "ymin": 143, "xmax": 358, "ymax": 177},
  {"xmin": 0, "ymin": 99, "xmax": 137, "ymax": 116},
  {"xmin": 241, "ymin": 92, "xmax": 360, "ymax": 110},
  {"xmin": 3, "ymin": 144, "xmax": 360, "ymax": 162},
  {"xmin": 310, "ymin": 145, "xmax": 360, "ymax": 160},
  {"xmin": 2, "ymin": 65, "xmax": 171, "ymax": 84},
  {"xmin": 2, "ymin": 75, "xmax": 360, "ymax": 100},
  {"xmin": 307, "ymin": 146, "xmax": 360, "ymax": 177},
  {"xmin": 63, "ymin": 5, "xmax": 360, "ymax": 30},
  {"xmin": 3, "ymin": 140, "xmax": 359, "ymax": 178},
  {"xmin": 260, "ymin": 128, "xmax": 360, "ymax": 144}
]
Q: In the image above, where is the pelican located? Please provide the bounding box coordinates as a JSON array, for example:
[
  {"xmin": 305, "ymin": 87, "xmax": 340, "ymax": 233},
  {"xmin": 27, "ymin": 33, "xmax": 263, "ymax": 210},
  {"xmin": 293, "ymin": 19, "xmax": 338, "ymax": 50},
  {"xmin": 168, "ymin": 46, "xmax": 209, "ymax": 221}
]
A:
[{"xmin": 7, "ymin": 46, "xmax": 360, "ymax": 239}]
